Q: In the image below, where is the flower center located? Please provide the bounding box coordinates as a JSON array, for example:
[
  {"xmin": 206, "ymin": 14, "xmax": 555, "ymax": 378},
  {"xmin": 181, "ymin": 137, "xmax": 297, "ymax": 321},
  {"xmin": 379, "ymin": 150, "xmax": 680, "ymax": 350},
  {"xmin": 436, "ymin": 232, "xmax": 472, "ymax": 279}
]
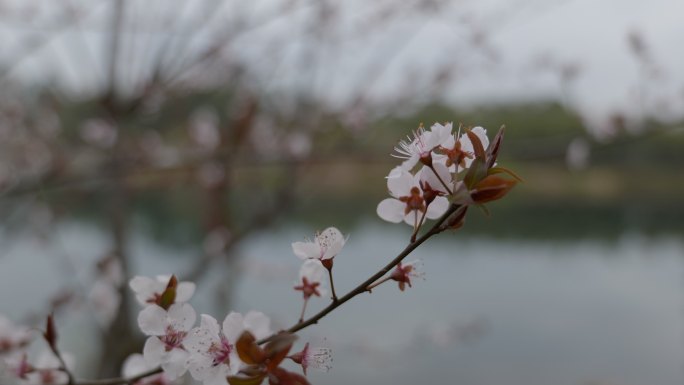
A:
[
  {"xmin": 0, "ymin": 338, "xmax": 12, "ymax": 352},
  {"xmin": 440, "ymin": 142, "xmax": 473, "ymax": 168},
  {"xmin": 161, "ymin": 326, "xmax": 187, "ymax": 351},
  {"xmin": 294, "ymin": 278, "xmax": 321, "ymax": 299},
  {"xmin": 208, "ymin": 334, "xmax": 233, "ymax": 366},
  {"xmin": 399, "ymin": 187, "xmax": 426, "ymax": 215}
]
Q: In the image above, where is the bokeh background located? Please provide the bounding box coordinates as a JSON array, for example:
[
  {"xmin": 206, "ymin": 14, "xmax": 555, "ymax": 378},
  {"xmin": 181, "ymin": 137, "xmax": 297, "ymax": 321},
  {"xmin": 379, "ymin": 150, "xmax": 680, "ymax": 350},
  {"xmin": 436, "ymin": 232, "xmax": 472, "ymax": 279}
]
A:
[{"xmin": 1, "ymin": 1, "xmax": 683, "ymax": 384}]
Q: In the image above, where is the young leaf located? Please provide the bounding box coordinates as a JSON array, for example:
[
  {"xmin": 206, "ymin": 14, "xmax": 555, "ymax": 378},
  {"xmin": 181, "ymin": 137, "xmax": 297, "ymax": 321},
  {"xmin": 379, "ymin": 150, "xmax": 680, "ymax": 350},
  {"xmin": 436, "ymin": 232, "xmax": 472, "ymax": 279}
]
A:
[
  {"xmin": 44, "ymin": 314, "xmax": 57, "ymax": 350},
  {"xmin": 466, "ymin": 129, "xmax": 486, "ymax": 160},
  {"xmin": 463, "ymin": 158, "xmax": 487, "ymax": 190},
  {"xmin": 486, "ymin": 125, "xmax": 505, "ymax": 169},
  {"xmin": 268, "ymin": 367, "xmax": 312, "ymax": 385},
  {"xmin": 228, "ymin": 374, "xmax": 266, "ymax": 385},
  {"xmin": 470, "ymin": 175, "xmax": 517, "ymax": 204},
  {"xmin": 488, "ymin": 166, "xmax": 523, "ymax": 182},
  {"xmin": 236, "ymin": 331, "xmax": 267, "ymax": 365},
  {"xmin": 265, "ymin": 333, "xmax": 297, "ymax": 371},
  {"xmin": 158, "ymin": 275, "xmax": 178, "ymax": 310}
]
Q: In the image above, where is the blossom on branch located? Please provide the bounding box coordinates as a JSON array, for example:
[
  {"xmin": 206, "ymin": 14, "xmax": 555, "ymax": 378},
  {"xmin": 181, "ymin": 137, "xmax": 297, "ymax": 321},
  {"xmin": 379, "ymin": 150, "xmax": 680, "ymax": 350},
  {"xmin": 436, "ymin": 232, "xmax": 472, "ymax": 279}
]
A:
[
  {"xmin": 185, "ymin": 311, "xmax": 271, "ymax": 385},
  {"xmin": 294, "ymin": 260, "xmax": 327, "ymax": 300},
  {"xmin": 376, "ymin": 166, "xmax": 450, "ymax": 226},
  {"xmin": 393, "ymin": 122, "xmax": 453, "ymax": 170},
  {"xmin": 435, "ymin": 126, "xmax": 489, "ymax": 171},
  {"xmin": 390, "ymin": 260, "xmax": 424, "ymax": 291},
  {"xmin": 287, "ymin": 342, "xmax": 332, "ymax": 376},
  {"xmin": 291, "ymin": 227, "xmax": 346, "ymax": 262},
  {"xmin": 129, "ymin": 275, "xmax": 196, "ymax": 308},
  {"xmin": 138, "ymin": 303, "xmax": 196, "ymax": 379}
]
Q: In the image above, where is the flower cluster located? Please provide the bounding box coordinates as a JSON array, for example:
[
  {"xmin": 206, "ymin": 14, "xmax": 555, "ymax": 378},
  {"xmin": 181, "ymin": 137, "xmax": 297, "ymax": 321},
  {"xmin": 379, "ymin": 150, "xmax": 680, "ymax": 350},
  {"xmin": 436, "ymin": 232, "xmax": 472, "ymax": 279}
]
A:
[
  {"xmin": 0, "ymin": 315, "xmax": 74, "ymax": 385},
  {"xmin": 129, "ymin": 272, "xmax": 331, "ymax": 385},
  {"xmin": 378, "ymin": 122, "xmax": 518, "ymax": 232},
  {"xmin": 0, "ymin": 120, "xmax": 517, "ymax": 385}
]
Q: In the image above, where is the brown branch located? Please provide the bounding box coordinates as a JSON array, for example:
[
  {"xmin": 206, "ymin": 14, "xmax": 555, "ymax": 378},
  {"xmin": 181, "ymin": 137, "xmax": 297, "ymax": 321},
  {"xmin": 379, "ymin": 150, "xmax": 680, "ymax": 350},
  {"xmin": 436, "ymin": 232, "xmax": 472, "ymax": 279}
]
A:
[
  {"xmin": 258, "ymin": 203, "xmax": 460, "ymax": 344},
  {"xmin": 74, "ymin": 367, "xmax": 162, "ymax": 385}
]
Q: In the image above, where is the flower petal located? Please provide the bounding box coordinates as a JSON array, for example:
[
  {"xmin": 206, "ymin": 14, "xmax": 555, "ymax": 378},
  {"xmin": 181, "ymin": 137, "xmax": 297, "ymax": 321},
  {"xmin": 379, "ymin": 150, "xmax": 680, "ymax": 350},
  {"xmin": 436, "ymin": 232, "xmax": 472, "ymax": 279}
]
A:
[
  {"xmin": 129, "ymin": 276, "xmax": 157, "ymax": 305},
  {"xmin": 167, "ymin": 303, "xmax": 196, "ymax": 331},
  {"xmin": 160, "ymin": 348, "xmax": 189, "ymax": 379},
  {"xmin": 403, "ymin": 211, "xmax": 420, "ymax": 226},
  {"xmin": 291, "ymin": 241, "xmax": 320, "ymax": 260},
  {"xmin": 318, "ymin": 227, "xmax": 345, "ymax": 259},
  {"xmin": 387, "ymin": 167, "xmax": 414, "ymax": 197},
  {"xmin": 121, "ymin": 353, "xmax": 149, "ymax": 378},
  {"xmin": 420, "ymin": 164, "xmax": 452, "ymax": 194},
  {"xmin": 175, "ymin": 282, "xmax": 196, "ymax": 303},
  {"xmin": 138, "ymin": 305, "xmax": 167, "ymax": 335},
  {"xmin": 142, "ymin": 337, "xmax": 165, "ymax": 367},
  {"xmin": 299, "ymin": 259, "xmax": 326, "ymax": 283},
  {"xmin": 243, "ymin": 311, "xmax": 271, "ymax": 340},
  {"xmin": 426, "ymin": 196, "xmax": 449, "ymax": 219},
  {"xmin": 222, "ymin": 312, "xmax": 244, "ymax": 341},
  {"xmin": 377, "ymin": 199, "xmax": 405, "ymax": 223}
]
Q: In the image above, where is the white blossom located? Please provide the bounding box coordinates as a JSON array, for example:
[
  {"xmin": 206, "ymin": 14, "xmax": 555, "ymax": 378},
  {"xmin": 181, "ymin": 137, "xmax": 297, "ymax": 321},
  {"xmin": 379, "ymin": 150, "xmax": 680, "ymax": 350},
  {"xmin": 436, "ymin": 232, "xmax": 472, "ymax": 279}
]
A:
[
  {"xmin": 376, "ymin": 166, "xmax": 450, "ymax": 226},
  {"xmin": 129, "ymin": 276, "xmax": 195, "ymax": 307},
  {"xmin": 291, "ymin": 227, "xmax": 346, "ymax": 261},
  {"xmin": 184, "ymin": 311, "xmax": 271, "ymax": 385},
  {"xmin": 138, "ymin": 303, "xmax": 196, "ymax": 379},
  {"xmin": 0, "ymin": 316, "xmax": 31, "ymax": 355}
]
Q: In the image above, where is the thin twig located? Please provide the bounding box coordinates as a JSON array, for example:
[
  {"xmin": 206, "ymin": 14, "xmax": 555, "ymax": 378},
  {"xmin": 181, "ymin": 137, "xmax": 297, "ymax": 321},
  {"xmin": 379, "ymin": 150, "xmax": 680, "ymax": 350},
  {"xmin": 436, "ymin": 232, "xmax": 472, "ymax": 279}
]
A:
[
  {"xmin": 258, "ymin": 203, "xmax": 459, "ymax": 344},
  {"xmin": 74, "ymin": 367, "xmax": 163, "ymax": 385}
]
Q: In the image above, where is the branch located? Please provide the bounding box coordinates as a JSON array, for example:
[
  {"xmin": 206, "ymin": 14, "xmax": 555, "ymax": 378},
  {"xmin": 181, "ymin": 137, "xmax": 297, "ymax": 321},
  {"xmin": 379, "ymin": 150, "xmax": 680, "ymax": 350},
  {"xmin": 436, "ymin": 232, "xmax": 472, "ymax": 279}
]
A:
[
  {"xmin": 258, "ymin": 203, "xmax": 460, "ymax": 344},
  {"xmin": 74, "ymin": 367, "xmax": 162, "ymax": 385}
]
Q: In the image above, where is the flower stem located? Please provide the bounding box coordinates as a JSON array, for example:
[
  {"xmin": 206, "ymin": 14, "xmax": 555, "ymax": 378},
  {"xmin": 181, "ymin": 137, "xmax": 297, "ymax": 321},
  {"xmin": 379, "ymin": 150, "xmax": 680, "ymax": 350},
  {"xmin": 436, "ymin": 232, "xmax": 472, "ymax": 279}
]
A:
[
  {"xmin": 327, "ymin": 267, "xmax": 338, "ymax": 302},
  {"xmin": 73, "ymin": 368, "xmax": 163, "ymax": 385},
  {"xmin": 299, "ymin": 297, "xmax": 310, "ymax": 323},
  {"xmin": 429, "ymin": 165, "xmax": 453, "ymax": 195},
  {"xmin": 410, "ymin": 209, "xmax": 428, "ymax": 242},
  {"xmin": 258, "ymin": 203, "xmax": 459, "ymax": 345},
  {"xmin": 366, "ymin": 277, "xmax": 391, "ymax": 292}
]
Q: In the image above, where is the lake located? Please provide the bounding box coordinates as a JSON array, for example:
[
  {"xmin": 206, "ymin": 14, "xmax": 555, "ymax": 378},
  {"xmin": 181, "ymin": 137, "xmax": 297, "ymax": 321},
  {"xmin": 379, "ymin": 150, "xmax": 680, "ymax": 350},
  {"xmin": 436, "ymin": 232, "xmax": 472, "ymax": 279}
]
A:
[{"xmin": 1, "ymin": 221, "xmax": 682, "ymax": 385}]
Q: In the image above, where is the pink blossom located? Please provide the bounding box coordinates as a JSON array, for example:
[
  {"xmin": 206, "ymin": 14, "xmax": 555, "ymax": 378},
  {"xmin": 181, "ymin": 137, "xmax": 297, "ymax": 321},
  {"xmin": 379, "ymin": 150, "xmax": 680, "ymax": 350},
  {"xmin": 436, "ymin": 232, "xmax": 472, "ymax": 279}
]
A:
[
  {"xmin": 138, "ymin": 303, "xmax": 196, "ymax": 379},
  {"xmin": 184, "ymin": 311, "xmax": 271, "ymax": 385},
  {"xmin": 288, "ymin": 343, "xmax": 332, "ymax": 376}
]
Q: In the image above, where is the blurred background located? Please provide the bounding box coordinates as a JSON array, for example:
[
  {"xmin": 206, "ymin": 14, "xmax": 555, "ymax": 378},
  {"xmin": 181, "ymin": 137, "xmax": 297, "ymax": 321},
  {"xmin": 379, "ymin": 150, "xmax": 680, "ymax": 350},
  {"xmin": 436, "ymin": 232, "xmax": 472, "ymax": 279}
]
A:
[{"xmin": 0, "ymin": 0, "xmax": 683, "ymax": 384}]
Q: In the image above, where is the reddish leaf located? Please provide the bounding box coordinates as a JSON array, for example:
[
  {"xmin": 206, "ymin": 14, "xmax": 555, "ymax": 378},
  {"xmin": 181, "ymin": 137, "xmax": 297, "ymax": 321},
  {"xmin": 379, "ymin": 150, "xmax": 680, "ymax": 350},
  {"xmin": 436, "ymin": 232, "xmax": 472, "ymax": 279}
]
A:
[
  {"xmin": 264, "ymin": 333, "xmax": 296, "ymax": 371},
  {"xmin": 470, "ymin": 175, "xmax": 517, "ymax": 204},
  {"xmin": 228, "ymin": 373, "xmax": 266, "ymax": 385},
  {"xmin": 445, "ymin": 205, "xmax": 468, "ymax": 230},
  {"xmin": 488, "ymin": 166, "xmax": 523, "ymax": 182},
  {"xmin": 158, "ymin": 275, "xmax": 178, "ymax": 310},
  {"xmin": 268, "ymin": 368, "xmax": 312, "ymax": 385},
  {"xmin": 466, "ymin": 129, "xmax": 486, "ymax": 160},
  {"xmin": 236, "ymin": 331, "xmax": 267, "ymax": 365},
  {"xmin": 44, "ymin": 315, "xmax": 57, "ymax": 350},
  {"xmin": 463, "ymin": 157, "xmax": 487, "ymax": 190},
  {"xmin": 486, "ymin": 125, "xmax": 505, "ymax": 169}
]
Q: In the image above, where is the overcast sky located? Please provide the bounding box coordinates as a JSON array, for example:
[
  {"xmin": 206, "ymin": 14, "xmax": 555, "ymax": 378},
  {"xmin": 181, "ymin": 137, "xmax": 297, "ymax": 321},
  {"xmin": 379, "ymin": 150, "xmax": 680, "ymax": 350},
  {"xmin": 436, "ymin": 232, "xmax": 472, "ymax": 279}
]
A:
[{"xmin": 1, "ymin": 0, "xmax": 683, "ymax": 128}]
